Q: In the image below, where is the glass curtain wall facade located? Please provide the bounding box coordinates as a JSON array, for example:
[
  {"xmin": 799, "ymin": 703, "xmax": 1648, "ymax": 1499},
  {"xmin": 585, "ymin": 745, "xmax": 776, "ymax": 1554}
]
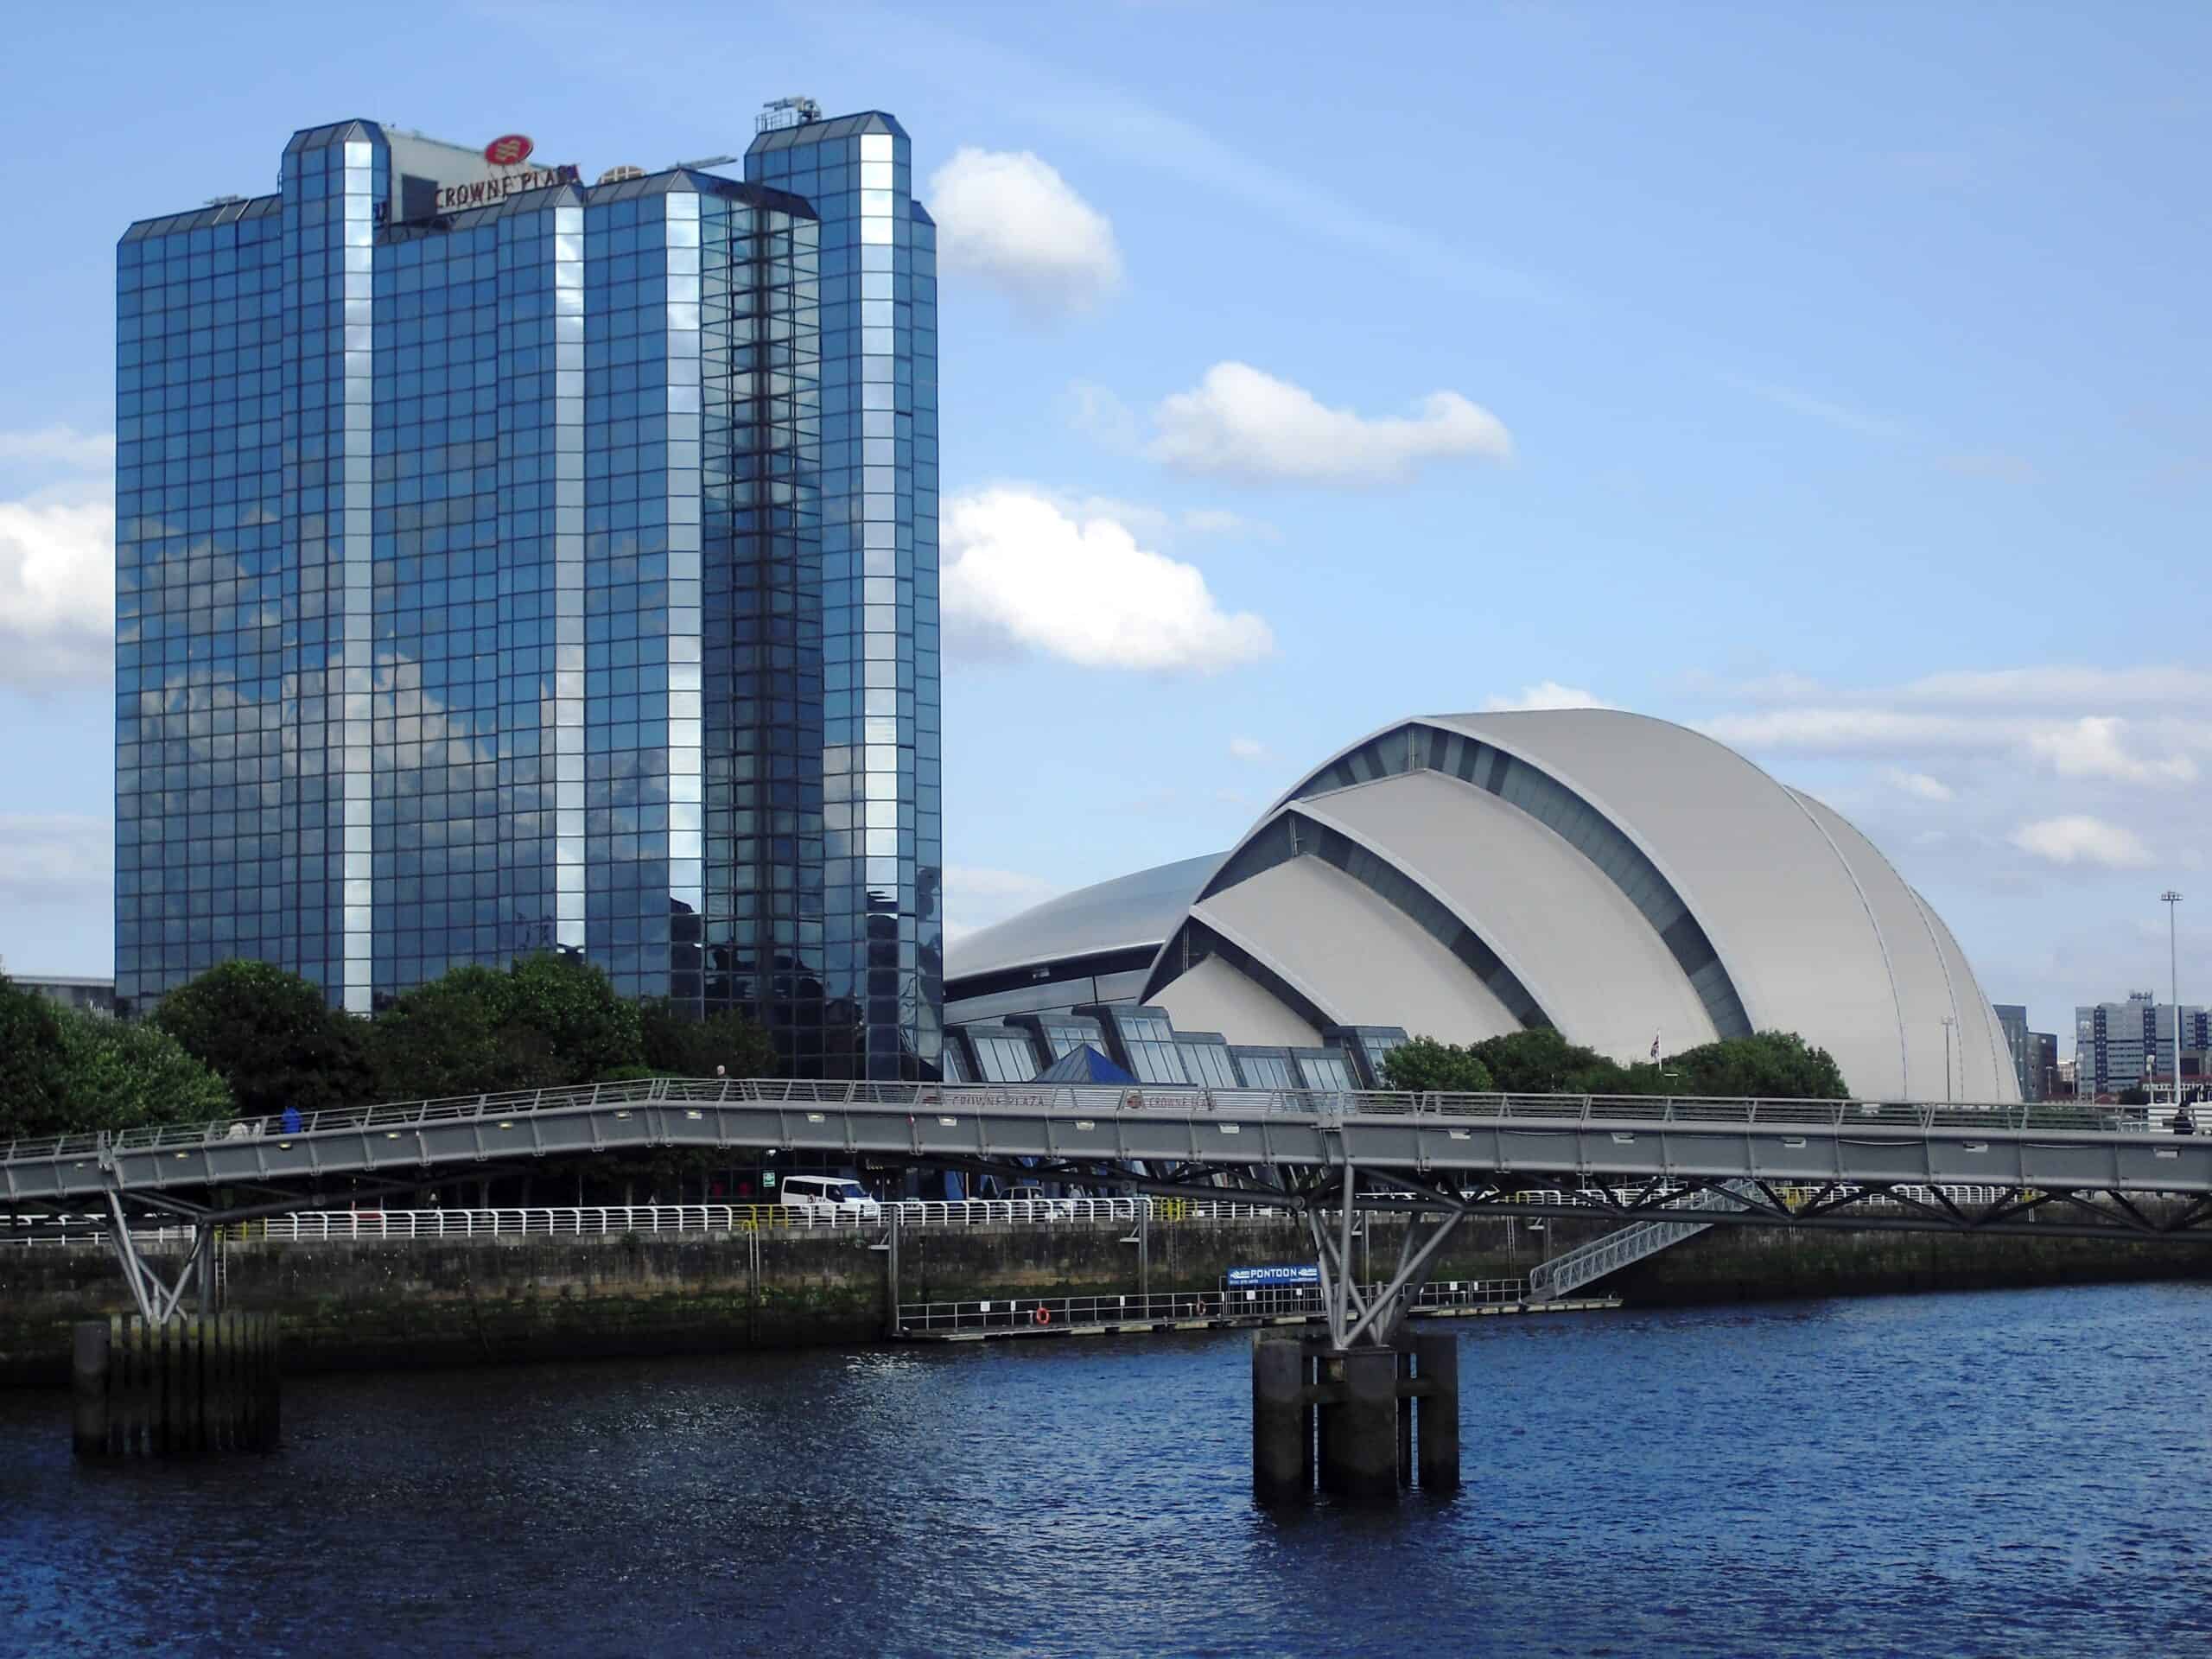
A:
[
  {"xmin": 118, "ymin": 111, "xmax": 932, "ymax": 1078},
  {"xmin": 747, "ymin": 112, "xmax": 942, "ymax": 1080}
]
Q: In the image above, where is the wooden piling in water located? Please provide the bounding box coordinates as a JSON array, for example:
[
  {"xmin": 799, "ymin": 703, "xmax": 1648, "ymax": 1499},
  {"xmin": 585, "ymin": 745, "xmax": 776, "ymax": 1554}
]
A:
[
  {"xmin": 70, "ymin": 1313, "xmax": 281, "ymax": 1458},
  {"xmin": 71, "ymin": 1320, "xmax": 108, "ymax": 1458}
]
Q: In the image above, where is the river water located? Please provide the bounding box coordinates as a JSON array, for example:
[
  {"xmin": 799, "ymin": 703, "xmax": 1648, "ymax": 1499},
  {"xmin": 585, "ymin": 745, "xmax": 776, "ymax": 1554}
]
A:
[{"xmin": 3, "ymin": 1283, "xmax": 2209, "ymax": 1657}]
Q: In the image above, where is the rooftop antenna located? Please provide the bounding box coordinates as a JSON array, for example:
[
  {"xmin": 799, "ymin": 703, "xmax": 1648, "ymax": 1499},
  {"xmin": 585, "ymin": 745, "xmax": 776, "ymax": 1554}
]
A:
[{"xmin": 755, "ymin": 95, "xmax": 822, "ymax": 135}]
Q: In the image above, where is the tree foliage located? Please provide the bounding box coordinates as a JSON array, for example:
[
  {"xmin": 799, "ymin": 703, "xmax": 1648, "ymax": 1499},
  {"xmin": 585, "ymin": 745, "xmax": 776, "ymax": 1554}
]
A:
[
  {"xmin": 53, "ymin": 1011, "xmax": 232, "ymax": 1131},
  {"xmin": 639, "ymin": 999, "xmax": 779, "ymax": 1078},
  {"xmin": 500, "ymin": 952, "xmax": 645, "ymax": 1083},
  {"xmin": 150, "ymin": 959, "xmax": 372, "ymax": 1116},
  {"xmin": 365, "ymin": 965, "xmax": 563, "ymax": 1100},
  {"xmin": 1378, "ymin": 1027, "xmax": 1851, "ymax": 1101},
  {"xmin": 1380, "ymin": 1036, "xmax": 1494, "ymax": 1094},
  {"xmin": 0, "ymin": 976, "xmax": 230, "ymax": 1141},
  {"xmin": 0, "ymin": 975, "xmax": 68, "ymax": 1137},
  {"xmin": 361, "ymin": 954, "xmax": 650, "ymax": 1096},
  {"xmin": 1656, "ymin": 1031, "xmax": 1849, "ymax": 1100}
]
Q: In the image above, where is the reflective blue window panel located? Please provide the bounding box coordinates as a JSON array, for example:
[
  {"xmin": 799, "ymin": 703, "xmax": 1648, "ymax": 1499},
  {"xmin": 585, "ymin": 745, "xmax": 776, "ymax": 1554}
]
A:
[{"xmin": 118, "ymin": 111, "xmax": 932, "ymax": 1081}]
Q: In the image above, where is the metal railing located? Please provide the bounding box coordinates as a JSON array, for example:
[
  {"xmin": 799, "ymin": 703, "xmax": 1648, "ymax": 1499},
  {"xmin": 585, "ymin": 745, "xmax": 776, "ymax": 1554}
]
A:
[
  {"xmin": 896, "ymin": 1277, "xmax": 1534, "ymax": 1335},
  {"xmin": 0, "ymin": 1196, "xmax": 1296, "ymax": 1250},
  {"xmin": 1529, "ymin": 1181, "xmax": 1758, "ymax": 1301},
  {"xmin": 0, "ymin": 1076, "xmax": 2162, "ymax": 1168}
]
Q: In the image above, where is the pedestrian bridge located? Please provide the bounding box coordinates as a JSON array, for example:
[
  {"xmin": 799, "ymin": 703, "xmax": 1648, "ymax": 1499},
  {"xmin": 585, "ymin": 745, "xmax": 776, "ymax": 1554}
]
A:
[
  {"xmin": 7, "ymin": 1077, "xmax": 2210, "ymax": 1231},
  {"xmin": 9, "ymin": 1077, "xmax": 2210, "ymax": 1332},
  {"xmin": 7, "ymin": 1076, "xmax": 2212, "ymax": 1207}
]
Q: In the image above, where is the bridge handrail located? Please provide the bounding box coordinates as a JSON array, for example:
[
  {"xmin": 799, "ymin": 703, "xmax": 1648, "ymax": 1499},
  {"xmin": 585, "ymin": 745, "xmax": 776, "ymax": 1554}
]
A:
[{"xmin": 0, "ymin": 1075, "xmax": 2154, "ymax": 1167}]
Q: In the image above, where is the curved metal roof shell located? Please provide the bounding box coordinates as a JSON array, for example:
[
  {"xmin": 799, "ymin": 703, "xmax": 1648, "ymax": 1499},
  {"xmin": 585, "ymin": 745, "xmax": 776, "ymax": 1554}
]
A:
[
  {"xmin": 955, "ymin": 710, "xmax": 2018, "ymax": 1104},
  {"xmin": 946, "ymin": 852, "xmax": 1222, "ymax": 985}
]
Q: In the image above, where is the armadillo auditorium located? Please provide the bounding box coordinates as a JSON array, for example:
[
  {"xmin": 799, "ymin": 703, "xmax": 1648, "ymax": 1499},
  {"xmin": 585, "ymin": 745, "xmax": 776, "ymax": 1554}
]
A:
[{"xmin": 940, "ymin": 708, "xmax": 2018, "ymax": 1105}]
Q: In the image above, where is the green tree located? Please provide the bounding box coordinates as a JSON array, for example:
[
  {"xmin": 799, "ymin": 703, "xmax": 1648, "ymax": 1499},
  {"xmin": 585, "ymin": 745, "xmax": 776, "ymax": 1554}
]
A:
[
  {"xmin": 500, "ymin": 952, "xmax": 644, "ymax": 1082},
  {"xmin": 151, "ymin": 959, "xmax": 372, "ymax": 1116},
  {"xmin": 52, "ymin": 1009, "xmax": 232, "ymax": 1132},
  {"xmin": 1469, "ymin": 1027, "xmax": 1630, "ymax": 1095},
  {"xmin": 1654, "ymin": 1031, "xmax": 1850, "ymax": 1100},
  {"xmin": 365, "ymin": 965, "xmax": 563, "ymax": 1100},
  {"xmin": 1380, "ymin": 1036, "xmax": 1495, "ymax": 1094},
  {"xmin": 639, "ymin": 999, "xmax": 779, "ymax": 1078},
  {"xmin": 0, "ymin": 976, "xmax": 69, "ymax": 1141}
]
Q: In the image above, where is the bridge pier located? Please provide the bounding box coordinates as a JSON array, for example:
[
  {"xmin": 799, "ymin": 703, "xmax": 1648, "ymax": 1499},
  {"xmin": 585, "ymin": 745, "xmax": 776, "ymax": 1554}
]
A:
[{"xmin": 1251, "ymin": 1329, "xmax": 1460, "ymax": 1503}]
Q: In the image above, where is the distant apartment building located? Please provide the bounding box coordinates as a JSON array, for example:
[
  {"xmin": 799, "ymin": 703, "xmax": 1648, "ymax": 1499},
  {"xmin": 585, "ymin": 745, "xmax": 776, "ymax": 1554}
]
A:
[
  {"xmin": 2031, "ymin": 1031, "xmax": 2060, "ymax": 1103},
  {"xmin": 2074, "ymin": 992, "xmax": 2209, "ymax": 1096},
  {"xmin": 1991, "ymin": 1004, "xmax": 2060, "ymax": 1102},
  {"xmin": 5, "ymin": 973, "xmax": 119, "ymax": 1018},
  {"xmin": 1994, "ymin": 1005, "xmax": 2031, "ymax": 1100}
]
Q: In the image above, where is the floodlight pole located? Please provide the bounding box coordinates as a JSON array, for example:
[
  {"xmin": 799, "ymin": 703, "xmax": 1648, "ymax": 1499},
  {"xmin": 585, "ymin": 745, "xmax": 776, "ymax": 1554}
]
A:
[{"xmin": 2164, "ymin": 891, "xmax": 2184, "ymax": 1107}]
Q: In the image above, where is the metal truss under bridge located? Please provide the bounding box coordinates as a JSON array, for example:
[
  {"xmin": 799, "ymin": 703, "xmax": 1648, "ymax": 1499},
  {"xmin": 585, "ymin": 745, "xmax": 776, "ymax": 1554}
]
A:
[{"xmin": 8, "ymin": 1077, "xmax": 2212, "ymax": 1341}]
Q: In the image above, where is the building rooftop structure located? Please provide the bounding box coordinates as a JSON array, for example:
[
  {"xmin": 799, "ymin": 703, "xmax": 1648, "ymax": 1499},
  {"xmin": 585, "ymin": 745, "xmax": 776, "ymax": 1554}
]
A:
[{"xmin": 948, "ymin": 709, "xmax": 2018, "ymax": 1103}]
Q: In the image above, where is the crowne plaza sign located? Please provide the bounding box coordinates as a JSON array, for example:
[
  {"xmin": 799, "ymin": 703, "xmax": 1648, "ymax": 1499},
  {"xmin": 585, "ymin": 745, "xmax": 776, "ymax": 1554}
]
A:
[{"xmin": 435, "ymin": 162, "xmax": 582, "ymax": 213}]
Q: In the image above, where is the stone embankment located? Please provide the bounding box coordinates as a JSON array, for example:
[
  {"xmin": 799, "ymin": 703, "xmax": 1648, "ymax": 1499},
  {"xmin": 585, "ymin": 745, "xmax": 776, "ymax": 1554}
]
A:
[{"xmin": 2, "ymin": 1215, "xmax": 2204, "ymax": 1385}]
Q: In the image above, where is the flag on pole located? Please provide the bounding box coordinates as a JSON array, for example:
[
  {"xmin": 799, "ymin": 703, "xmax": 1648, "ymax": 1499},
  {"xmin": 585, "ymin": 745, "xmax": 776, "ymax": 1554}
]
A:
[{"xmin": 1649, "ymin": 1033, "xmax": 1661, "ymax": 1060}]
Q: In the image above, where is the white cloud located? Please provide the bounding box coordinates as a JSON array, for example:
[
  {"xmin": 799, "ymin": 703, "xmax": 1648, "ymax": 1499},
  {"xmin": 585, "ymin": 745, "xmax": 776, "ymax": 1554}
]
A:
[
  {"xmin": 2009, "ymin": 817, "xmax": 2153, "ymax": 869},
  {"xmin": 0, "ymin": 498, "xmax": 114, "ymax": 682},
  {"xmin": 1483, "ymin": 681, "xmax": 1613, "ymax": 712},
  {"xmin": 941, "ymin": 486, "xmax": 1274, "ymax": 672},
  {"xmin": 1180, "ymin": 507, "xmax": 1278, "ymax": 541},
  {"xmin": 1062, "ymin": 381, "xmax": 1141, "ymax": 452},
  {"xmin": 927, "ymin": 149, "xmax": 1123, "ymax": 317},
  {"xmin": 1700, "ymin": 708, "xmax": 1986, "ymax": 749},
  {"xmin": 2024, "ymin": 716, "xmax": 2196, "ymax": 785},
  {"xmin": 1146, "ymin": 363, "xmax": 1512, "ymax": 486},
  {"xmin": 0, "ymin": 425, "xmax": 116, "ymax": 470},
  {"xmin": 1228, "ymin": 735, "xmax": 1267, "ymax": 760},
  {"xmin": 1898, "ymin": 666, "xmax": 2212, "ymax": 708},
  {"xmin": 0, "ymin": 814, "xmax": 112, "ymax": 900},
  {"xmin": 1884, "ymin": 767, "xmax": 1955, "ymax": 802},
  {"xmin": 1720, "ymin": 374, "xmax": 1909, "ymax": 441}
]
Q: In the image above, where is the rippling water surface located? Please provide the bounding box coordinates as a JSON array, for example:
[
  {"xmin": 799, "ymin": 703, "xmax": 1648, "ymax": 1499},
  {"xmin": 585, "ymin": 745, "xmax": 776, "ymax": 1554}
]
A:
[{"xmin": 4, "ymin": 1283, "xmax": 2209, "ymax": 1657}]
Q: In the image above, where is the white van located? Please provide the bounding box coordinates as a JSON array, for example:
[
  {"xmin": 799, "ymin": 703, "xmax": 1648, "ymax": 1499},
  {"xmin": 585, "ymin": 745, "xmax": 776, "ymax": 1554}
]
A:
[{"xmin": 778, "ymin": 1175, "xmax": 881, "ymax": 1222}]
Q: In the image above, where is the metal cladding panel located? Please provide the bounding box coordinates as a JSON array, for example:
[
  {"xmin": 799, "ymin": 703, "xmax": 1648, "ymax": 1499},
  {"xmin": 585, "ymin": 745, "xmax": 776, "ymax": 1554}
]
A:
[
  {"xmin": 1789, "ymin": 790, "xmax": 2018, "ymax": 1104},
  {"xmin": 1910, "ymin": 883, "xmax": 2022, "ymax": 1106},
  {"xmin": 947, "ymin": 853, "xmax": 1221, "ymax": 984},
  {"xmin": 1189, "ymin": 853, "xmax": 1520, "ymax": 1042},
  {"xmin": 1303, "ymin": 771, "xmax": 1719, "ymax": 1063},
  {"xmin": 1154, "ymin": 952, "xmax": 1322, "ymax": 1046},
  {"xmin": 1435, "ymin": 710, "xmax": 1915, "ymax": 1099}
]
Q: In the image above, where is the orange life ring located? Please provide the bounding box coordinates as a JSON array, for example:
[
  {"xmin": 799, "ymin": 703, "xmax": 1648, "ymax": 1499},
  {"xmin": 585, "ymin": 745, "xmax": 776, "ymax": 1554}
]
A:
[{"xmin": 1032, "ymin": 1305, "xmax": 1052, "ymax": 1326}]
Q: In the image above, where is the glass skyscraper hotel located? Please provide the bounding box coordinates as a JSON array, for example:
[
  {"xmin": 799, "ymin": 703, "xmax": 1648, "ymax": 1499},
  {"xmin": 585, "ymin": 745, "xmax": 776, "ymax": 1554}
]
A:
[{"xmin": 113, "ymin": 103, "xmax": 941, "ymax": 1078}]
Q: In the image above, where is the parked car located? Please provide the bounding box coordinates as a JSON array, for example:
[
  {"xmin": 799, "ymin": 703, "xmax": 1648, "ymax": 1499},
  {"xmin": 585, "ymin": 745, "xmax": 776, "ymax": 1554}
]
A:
[
  {"xmin": 777, "ymin": 1176, "xmax": 881, "ymax": 1222},
  {"xmin": 1001, "ymin": 1185, "xmax": 1076, "ymax": 1218}
]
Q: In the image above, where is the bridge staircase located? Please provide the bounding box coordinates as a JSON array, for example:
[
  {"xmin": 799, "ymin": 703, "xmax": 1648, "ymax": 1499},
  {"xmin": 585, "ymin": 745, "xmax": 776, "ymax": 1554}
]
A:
[{"xmin": 1525, "ymin": 1180, "xmax": 1758, "ymax": 1301}]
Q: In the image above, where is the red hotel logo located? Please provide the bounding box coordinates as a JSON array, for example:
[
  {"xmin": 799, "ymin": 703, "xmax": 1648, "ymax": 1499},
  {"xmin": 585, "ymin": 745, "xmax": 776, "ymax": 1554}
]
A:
[{"xmin": 485, "ymin": 134, "xmax": 534, "ymax": 167}]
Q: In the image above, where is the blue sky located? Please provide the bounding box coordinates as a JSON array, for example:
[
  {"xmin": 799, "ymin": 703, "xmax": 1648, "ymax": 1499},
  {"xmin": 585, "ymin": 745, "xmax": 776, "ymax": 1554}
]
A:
[{"xmin": 2, "ymin": 0, "xmax": 2207, "ymax": 1052}]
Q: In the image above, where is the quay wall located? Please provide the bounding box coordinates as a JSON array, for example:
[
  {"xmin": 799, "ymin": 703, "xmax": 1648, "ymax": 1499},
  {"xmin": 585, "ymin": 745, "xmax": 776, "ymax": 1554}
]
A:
[{"xmin": 2, "ymin": 1216, "xmax": 2205, "ymax": 1385}]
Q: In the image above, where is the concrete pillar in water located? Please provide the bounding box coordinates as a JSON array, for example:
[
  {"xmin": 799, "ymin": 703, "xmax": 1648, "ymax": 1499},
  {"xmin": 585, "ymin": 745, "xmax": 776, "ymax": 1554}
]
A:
[
  {"xmin": 1319, "ymin": 1348, "xmax": 1402, "ymax": 1502},
  {"xmin": 71, "ymin": 1321, "xmax": 109, "ymax": 1459},
  {"xmin": 1250, "ymin": 1332, "xmax": 1312, "ymax": 1502},
  {"xmin": 1413, "ymin": 1330, "xmax": 1461, "ymax": 1494}
]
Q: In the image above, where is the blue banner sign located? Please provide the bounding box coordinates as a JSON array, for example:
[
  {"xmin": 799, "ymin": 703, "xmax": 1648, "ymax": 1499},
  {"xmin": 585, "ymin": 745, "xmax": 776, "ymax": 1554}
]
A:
[{"xmin": 1226, "ymin": 1264, "xmax": 1321, "ymax": 1288}]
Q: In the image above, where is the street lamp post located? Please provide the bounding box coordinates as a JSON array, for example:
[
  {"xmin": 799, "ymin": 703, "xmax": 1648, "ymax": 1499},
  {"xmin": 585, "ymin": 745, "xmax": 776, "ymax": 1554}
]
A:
[
  {"xmin": 2164, "ymin": 891, "xmax": 2184, "ymax": 1111},
  {"xmin": 1941, "ymin": 1015, "xmax": 1957, "ymax": 1103}
]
